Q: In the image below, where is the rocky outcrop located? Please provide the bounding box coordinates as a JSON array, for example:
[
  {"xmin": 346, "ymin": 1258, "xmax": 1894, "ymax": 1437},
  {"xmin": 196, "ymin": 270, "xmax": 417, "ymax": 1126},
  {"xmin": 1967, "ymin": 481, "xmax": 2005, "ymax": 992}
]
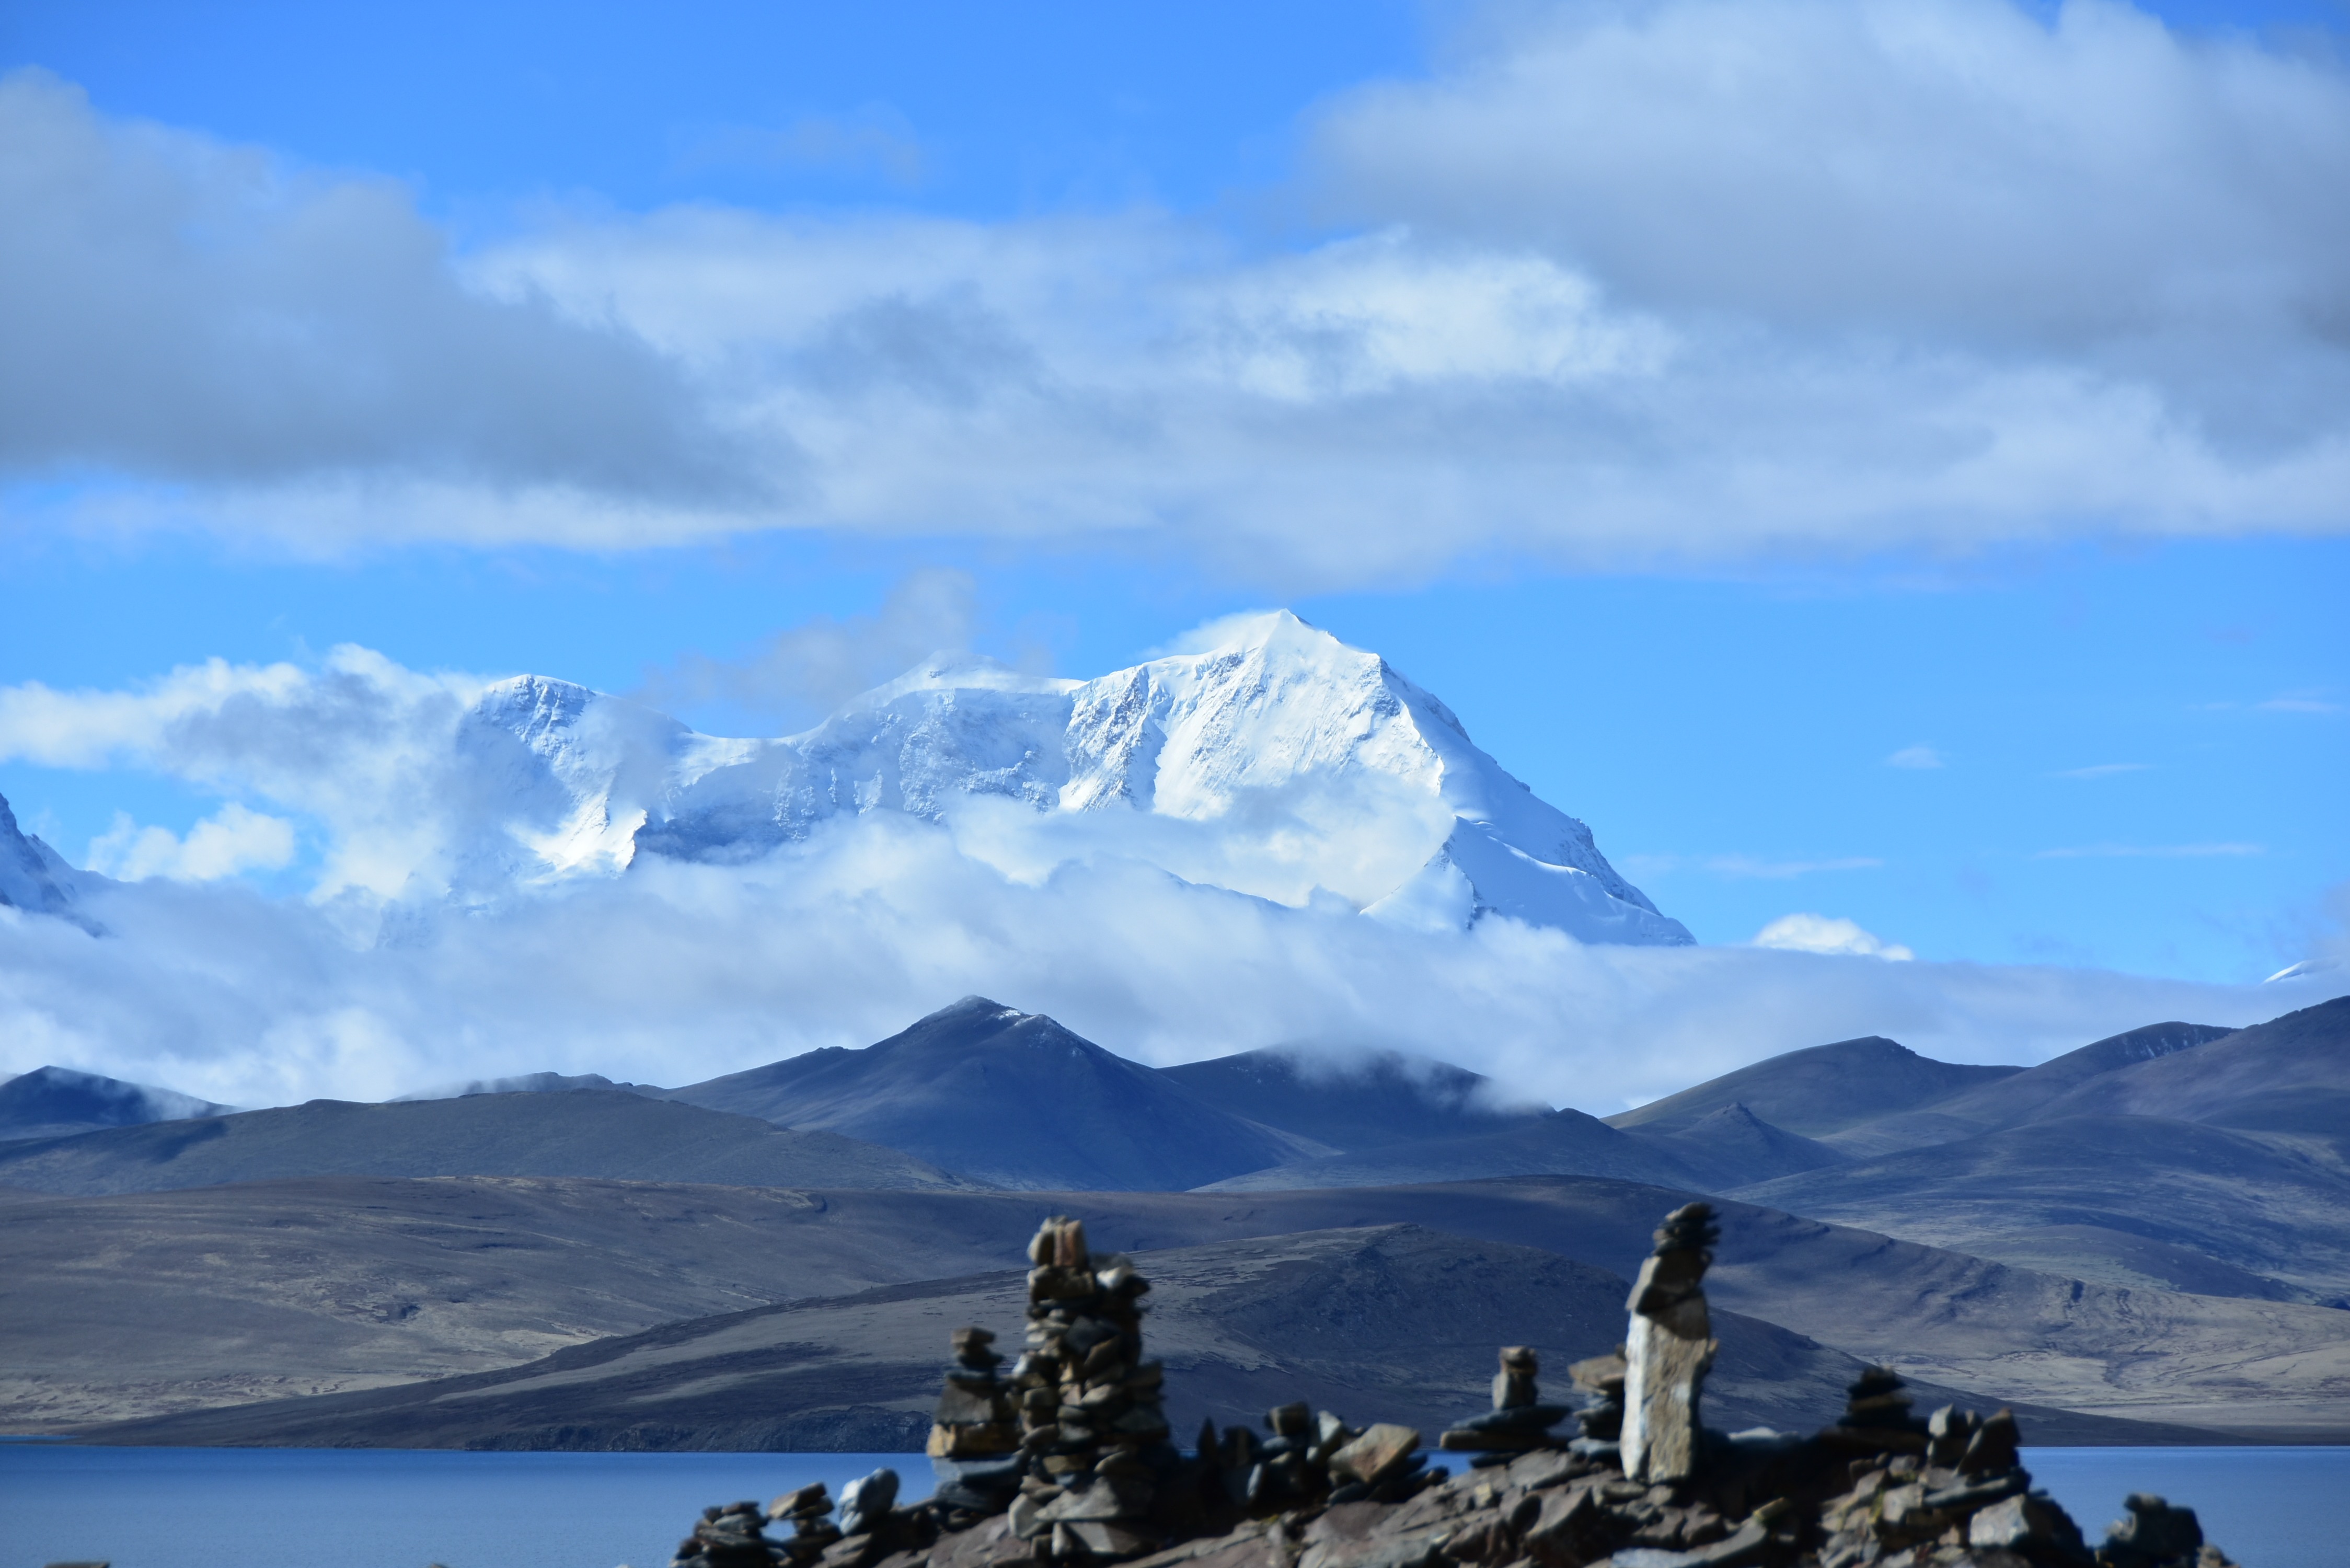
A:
[{"xmin": 667, "ymin": 1203, "xmax": 2242, "ymax": 1568}]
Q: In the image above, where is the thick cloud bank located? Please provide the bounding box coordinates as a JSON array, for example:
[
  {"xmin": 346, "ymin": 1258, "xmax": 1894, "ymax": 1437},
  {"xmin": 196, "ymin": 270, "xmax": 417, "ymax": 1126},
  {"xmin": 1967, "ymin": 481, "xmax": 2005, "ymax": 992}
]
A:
[
  {"xmin": 6, "ymin": 0, "xmax": 2349, "ymax": 580},
  {"xmin": 1, "ymin": 817, "xmax": 2331, "ymax": 1116},
  {"xmin": 2, "ymin": 648, "xmax": 2334, "ymax": 1111}
]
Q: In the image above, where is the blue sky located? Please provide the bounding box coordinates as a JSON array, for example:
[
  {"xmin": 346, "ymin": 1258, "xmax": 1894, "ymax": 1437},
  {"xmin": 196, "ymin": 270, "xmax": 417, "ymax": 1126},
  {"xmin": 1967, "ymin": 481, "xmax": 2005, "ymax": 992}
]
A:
[{"xmin": 0, "ymin": 0, "xmax": 2345, "ymax": 1104}]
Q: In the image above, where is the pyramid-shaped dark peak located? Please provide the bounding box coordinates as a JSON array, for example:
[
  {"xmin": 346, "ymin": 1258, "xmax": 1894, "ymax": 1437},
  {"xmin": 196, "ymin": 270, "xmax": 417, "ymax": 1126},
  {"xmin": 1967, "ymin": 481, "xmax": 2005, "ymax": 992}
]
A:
[
  {"xmin": 916, "ymin": 995, "xmax": 1022, "ymax": 1025},
  {"xmin": 880, "ymin": 997, "xmax": 1109, "ymax": 1063},
  {"xmin": 0, "ymin": 1065, "xmax": 232, "ymax": 1142},
  {"xmin": 666, "ymin": 1001, "xmax": 1304, "ymax": 1190}
]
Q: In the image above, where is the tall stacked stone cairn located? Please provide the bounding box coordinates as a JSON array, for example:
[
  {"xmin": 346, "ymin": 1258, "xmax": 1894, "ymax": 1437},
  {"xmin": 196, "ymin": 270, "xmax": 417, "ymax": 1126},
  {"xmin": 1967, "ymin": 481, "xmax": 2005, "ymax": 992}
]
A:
[
  {"xmin": 671, "ymin": 1204, "xmax": 2243, "ymax": 1568},
  {"xmin": 1620, "ymin": 1204, "xmax": 1722, "ymax": 1484},
  {"xmin": 1002, "ymin": 1215, "xmax": 1180, "ymax": 1560}
]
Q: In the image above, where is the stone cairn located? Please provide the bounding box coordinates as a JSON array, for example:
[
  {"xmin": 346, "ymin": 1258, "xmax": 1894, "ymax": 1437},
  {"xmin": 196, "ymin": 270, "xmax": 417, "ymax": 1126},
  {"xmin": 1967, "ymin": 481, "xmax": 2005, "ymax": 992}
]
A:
[
  {"xmin": 1001, "ymin": 1215, "xmax": 1177, "ymax": 1560},
  {"xmin": 1620, "ymin": 1202, "xmax": 1721, "ymax": 1484},
  {"xmin": 672, "ymin": 1204, "xmax": 2242, "ymax": 1568},
  {"xmin": 1437, "ymin": 1346, "xmax": 1571, "ymax": 1466}
]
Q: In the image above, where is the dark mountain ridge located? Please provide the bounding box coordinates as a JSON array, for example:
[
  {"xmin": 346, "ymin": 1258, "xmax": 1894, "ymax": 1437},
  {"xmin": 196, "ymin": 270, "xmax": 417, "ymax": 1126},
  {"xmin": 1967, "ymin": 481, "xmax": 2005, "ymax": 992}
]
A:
[
  {"xmin": 1604, "ymin": 1036, "xmax": 2021, "ymax": 1138},
  {"xmin": 664, "ymin": 997, "xmax": 1317, "ymax": 1190},
  {"xmin": 0, "ymin": 1089, "xmax": 969, "ymax": 1196},
  {"xmin": 1823, "ymin": 1021, "xmax": 2236, "ymax": 1155},
  {"xmin": 1196, "ymin": 1108, "xmax": 1702, "ymax": 1192}
]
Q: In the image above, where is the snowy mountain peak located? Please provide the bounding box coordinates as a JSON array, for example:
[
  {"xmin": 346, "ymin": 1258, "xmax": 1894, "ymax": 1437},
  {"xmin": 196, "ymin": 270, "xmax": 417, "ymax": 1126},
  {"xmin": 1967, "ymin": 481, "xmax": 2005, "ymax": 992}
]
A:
[
  {"xmin": 0, "ymin": 790, "xmax": 94, "ymax": 932},
  {"xmin": 459, "ymin": 614, "xmax": 1690, "ymax": 945}
]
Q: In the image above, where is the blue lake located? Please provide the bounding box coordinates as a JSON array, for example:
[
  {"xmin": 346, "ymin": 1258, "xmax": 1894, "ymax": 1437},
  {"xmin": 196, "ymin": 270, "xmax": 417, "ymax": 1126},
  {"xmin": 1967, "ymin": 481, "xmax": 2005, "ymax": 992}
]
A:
[{"xmin": 1, "ymin": 1445, "xmax": 2341, "ymax": 1568}]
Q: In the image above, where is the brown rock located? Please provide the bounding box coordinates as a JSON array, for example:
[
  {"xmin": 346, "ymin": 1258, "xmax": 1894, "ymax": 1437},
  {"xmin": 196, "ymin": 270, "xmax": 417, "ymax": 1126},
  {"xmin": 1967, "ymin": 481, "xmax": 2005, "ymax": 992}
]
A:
[
  {"xmin": 1298, "ymin": 1529, "xmax": 1455, "ymax": 1568},
  {"xmin": 1520, "ymin": 1486, "xmax": 1607, "ymax": 1567},
  {"xmin": 1332, "ymin": 1424, "xmax": 1424, "ymax": 1488}
]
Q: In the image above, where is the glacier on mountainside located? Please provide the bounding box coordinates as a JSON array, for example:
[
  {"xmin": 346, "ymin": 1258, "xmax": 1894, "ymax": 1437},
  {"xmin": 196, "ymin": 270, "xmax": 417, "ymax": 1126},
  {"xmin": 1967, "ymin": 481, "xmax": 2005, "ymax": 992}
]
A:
[
  {"xmin": 0, "ymin": 790, "xmax": 95, "ymax": 931},
  {"xmin": 453, "ymin": 612, "xmax": 1691, "ymax": 946}
]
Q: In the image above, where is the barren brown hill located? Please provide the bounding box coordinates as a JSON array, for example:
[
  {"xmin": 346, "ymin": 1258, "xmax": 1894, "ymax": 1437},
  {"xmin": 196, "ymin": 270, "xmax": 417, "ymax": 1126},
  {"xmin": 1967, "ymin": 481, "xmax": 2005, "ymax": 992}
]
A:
[
  {"xmin": 8, "ymin": 1174, "xmax": 2348, "ymax": 1440},
  {"xmin": 72, "ymin": 1225, "xmax": 2213, "ymax": 1451}
]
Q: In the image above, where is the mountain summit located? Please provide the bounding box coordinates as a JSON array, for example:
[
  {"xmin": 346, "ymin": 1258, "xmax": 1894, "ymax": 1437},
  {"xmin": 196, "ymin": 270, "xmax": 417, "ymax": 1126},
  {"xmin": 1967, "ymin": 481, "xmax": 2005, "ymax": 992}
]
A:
[{"xmin": 461, "ymin": 612, "xmax": 1688, "ymax": 943}]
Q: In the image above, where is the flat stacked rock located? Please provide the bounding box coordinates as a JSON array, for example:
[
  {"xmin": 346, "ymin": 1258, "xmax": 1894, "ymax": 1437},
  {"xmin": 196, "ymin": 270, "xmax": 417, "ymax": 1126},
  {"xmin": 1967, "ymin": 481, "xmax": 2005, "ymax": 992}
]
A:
[
  {"xmin": 672, "ymin": 1500, "xmax": 787, "ymax": 1568},
  {"xmin": 1566, "ymin": 1347, "xmax": 1628, "ymax": 1455},
  {"xmin": 1438, "ymin": 1346, "xmax": 1572, "ymax": 1466},
  {"xmin": 667, "ymin": 1203, "xmax": 2245, "ymax": 1568},
  {"xmin": 929, "ymin": 1327, "xmax": 1026, "ymax": 1521},
  {"xmin": 1004, "ymin": 1215, "xmax": 1175, "ymax": 1561}
]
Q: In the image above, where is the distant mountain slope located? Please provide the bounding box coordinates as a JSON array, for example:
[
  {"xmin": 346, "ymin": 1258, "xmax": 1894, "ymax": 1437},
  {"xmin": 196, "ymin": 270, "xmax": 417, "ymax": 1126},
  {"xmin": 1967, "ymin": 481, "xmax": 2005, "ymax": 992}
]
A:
[
  {"xmin": 455, "ymin": 612, "xmax": 1690, "ymax": 944},
  {"xmin": 0, "ymin": 1090, "xmax": 970, "ymax": 1197},
  {"xmin": 1193, "ymin": 1108, "xmax": 1703, "ymax": 1192},
  {"xmin": 0, "ymin": 1065, "xmax": 234, "ymax": 1144},
  {"xmin": 666, "ymin": 997, "xmax": 1315, "ymax": 1191},
  {"xmin": 67, "ymin": 1223, "xmax": 2201, "ymax": 1451},
  {"xmin": 1605, "ymin": 1036, "xmax": 2022, "ymax": 1138},
  {"xmin": 1157, "ymin": 1045, "xmax": 1545, "ymax": 1152},
  {"xmin": 2018, "ymin": 995, "xmax": 2350, "ymax": 1135},
  {"xmin": 1616, "ymin": 1103, "xmax": 1849, "ymax": 1189},
  {"xmin": 1734, "ymin": 1112, "xmax": 2350, "ymax": 1306},
  {"xmin": 1825, "ymin": 1021, "xmax": 2234, "ymax": 1156}
]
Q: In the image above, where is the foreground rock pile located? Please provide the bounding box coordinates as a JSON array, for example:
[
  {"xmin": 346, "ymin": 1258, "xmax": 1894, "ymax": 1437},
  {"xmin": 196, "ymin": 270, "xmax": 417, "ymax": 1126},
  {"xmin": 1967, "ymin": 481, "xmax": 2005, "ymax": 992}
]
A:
[{"xmin": 670, "ymin": 1206, "xmax": 2243, "ymax": 1568}]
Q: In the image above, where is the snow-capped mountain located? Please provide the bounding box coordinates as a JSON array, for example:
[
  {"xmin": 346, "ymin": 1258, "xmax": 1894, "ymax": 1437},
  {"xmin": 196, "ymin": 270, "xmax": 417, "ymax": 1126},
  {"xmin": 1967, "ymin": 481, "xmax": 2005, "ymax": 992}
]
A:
[
  {"xmin": 459, "ymin": 612, "xmax": 1690, "ymax": 944},
  {"xmin": 0, "ymin": 790, "xmax": 90, "ymax": 930}
]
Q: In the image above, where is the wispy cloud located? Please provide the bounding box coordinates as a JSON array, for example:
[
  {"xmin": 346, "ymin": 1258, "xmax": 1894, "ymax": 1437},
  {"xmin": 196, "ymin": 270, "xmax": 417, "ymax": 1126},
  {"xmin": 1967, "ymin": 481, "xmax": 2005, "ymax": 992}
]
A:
[
  {"xmin": 2052, "ymin": 762, "xmax": 2150, "ymax": 779},
  {"xmin": 671, "ymin": 108, "xmax": 927, "ymax": 187},
  {"xmin": 1622, "ymin": 853, "xmax": 1884, "ymax": 879},
  {"xmin": 2036, "ymin": 842, "xmax": 2264, "ymax": 859},
  {"xmin": 1885, "ymin": 745, "xmax": 1945, "ymax": 770},
  {"xmin": 2257, "ymin": 693, "xmax": 2342, "ymax": 714}
]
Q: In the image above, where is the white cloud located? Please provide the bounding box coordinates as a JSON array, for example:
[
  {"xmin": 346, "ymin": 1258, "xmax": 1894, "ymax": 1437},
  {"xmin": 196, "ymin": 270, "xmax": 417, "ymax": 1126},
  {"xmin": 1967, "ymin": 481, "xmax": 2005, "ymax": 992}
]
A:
[
  {"xmin": 636, "ymin": 567, "xmax": 981, "ymax": 732},
  {"xmin": 2037, "ymin": 841, "xmax": 2264, "ymax": 858},
  {"xmin": 2257, "ymin": 692, "xmax": 2342, "ymax": 714},
  {"xmin": 85, "ymin": 803, "xmax": 297, "ymax": 882},
  {"xmin": 1309, "ymin": 0, "xmax": 2350, "ymax": 352},
  {"xmin": 6, "ymin": 809, "xmax": 2328, "ymax": 1115},
  {"xmin": 2053, "ymin": 762, "xmax": 2151, "ymax": 779},
  {"xmin": 1886, "ymin": 745, "xmax": 1946, "ymax": 769},
  {"xmin": 1620, "ymin": 853, "xmax": 1884, "ymax": 879},
  {"xmin": 1753, "ymin": 913, "xmax": 1916, "ymax": 961},
  {"xmin": 0, "ymin": 71, "xmax": 766, "ymax": 514},
  {"xmin": 0, "ymin": 647, "xmax": 491, "ymax": 900},
  {"xmin": 5, "ymin": 2, "xmax": 2350, "ymax": 583}
]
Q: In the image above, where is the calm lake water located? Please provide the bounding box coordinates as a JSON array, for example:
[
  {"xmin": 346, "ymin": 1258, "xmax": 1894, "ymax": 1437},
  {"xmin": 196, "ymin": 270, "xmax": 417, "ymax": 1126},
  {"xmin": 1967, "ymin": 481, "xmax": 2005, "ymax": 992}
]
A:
[{"xmin": 1, "ymin": 1445, "xmax": 2342, "ymax": 1568}]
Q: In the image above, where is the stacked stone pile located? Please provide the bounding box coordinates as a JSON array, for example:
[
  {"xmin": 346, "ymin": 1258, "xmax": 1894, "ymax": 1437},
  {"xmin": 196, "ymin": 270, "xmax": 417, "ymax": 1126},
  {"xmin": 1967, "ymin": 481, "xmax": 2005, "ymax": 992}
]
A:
[
  {"xmin": 1001, "ymin": 1216, "xmax": 1180, "ymax": 1561},
  {"xmin": 1566, "ymin": 1348, "xmax": 1627, "ymax": 1446},
  {"xmin": 1438, "ymin": 1346, "xmax": 1572, "ymax": 1465},
  {"xmin": 929, "ymin": 1327, "xmax": 1026, "ymax": 1520},
  {"xmin": 1199, "ymin": 1405, "xmax": 1439, "ymax": 1513},
  {"xmin": 768, "ymin": 1482, "xmax": 842, "ymax": 1563},
  {"xmin": 672, "ymin": 1500, "xmax": 786, "ymax": 1568},
  {"xmin": 670, "ymin": 1203, "xmax": 2244, "ymax": 1568}
]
